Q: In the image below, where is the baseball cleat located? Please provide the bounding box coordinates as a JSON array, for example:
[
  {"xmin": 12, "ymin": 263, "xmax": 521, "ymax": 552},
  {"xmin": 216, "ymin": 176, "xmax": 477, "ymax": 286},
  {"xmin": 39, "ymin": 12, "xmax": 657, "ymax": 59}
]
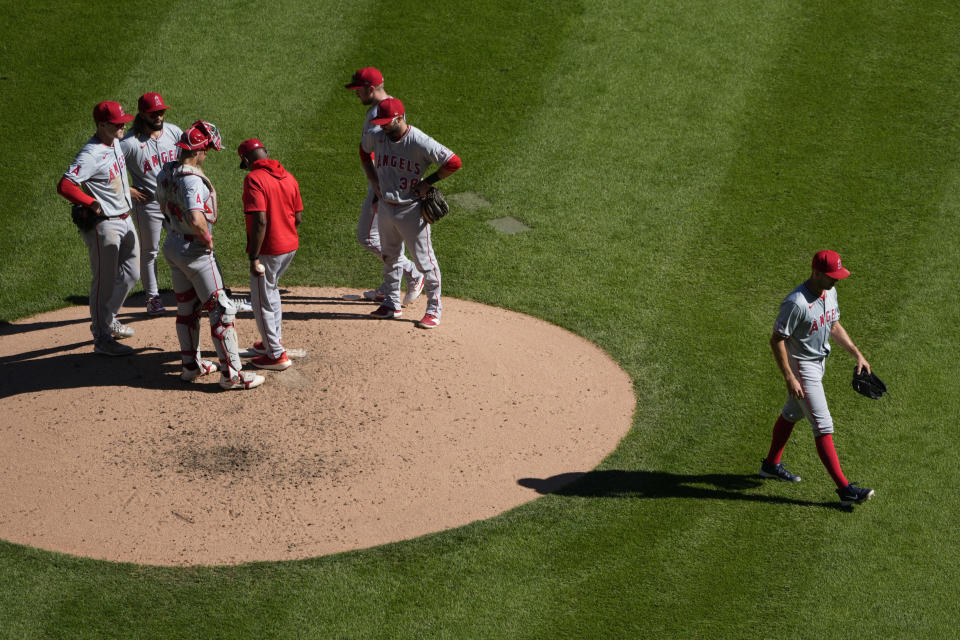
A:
[
  {"xmin": 403, "ymin": 274, "xmax": 425, "ymax": 306},
  {"xmin": 758, "ymin": 460, "xmax": 801, "ymax": 482},
  {"xmin": 836, "ymin": 482, "xmax": 874, "ymax": 506},
  {"xmin": 251, "ymin": 352, "xmax": 292, "ymax": 371},
  {"xmin": 370, "ymin": 305, "xmax": 402, "ymax": 319},
  {"xmin": 363, "ymin": 289, "xmax": 387, "ymax": 302},
  {"xmin": 232, "ymin": 297, "xmax": 253, "ymax": 312},
  {"xmin": 240, "ymin": 341, "xmax": 273, "ymax": 358},
  {"xmin": 180, "ymin": 360, "xmax": 218, "ymax": 381},
  {"xmin": 219, "ymin": 371, "xmax": 265, "ymax": 390},
  {"xmin": 94, "ymin": 338, "xmax": 133, "ymax": 356},
  {"xmin": 416, "ymin": 313, "xmax": 440, "ymax": 329},
  {"xmin": 146, "ymin": 295, "xmax": 166, "ymax": 316},
  {"xmin": 110, "ymin": 319, "xmax": 135, "ymax": 339}
]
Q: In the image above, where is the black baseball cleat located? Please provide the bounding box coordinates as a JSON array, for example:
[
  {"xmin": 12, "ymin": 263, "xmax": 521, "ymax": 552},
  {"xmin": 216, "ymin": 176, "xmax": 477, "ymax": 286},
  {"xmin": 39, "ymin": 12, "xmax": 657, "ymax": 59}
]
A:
[
  {"xmin": 837, "ymin": 482, "xmax": 874, "ymax": 507},
  {"xmin": 758, "ymin": 460, "xmax": 802, "ymax": 482}
]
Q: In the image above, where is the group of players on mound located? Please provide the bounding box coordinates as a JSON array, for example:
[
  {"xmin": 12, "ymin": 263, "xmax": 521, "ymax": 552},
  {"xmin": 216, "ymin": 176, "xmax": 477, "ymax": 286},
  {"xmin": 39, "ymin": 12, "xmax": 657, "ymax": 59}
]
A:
[{"xmin": 57, "ymin": 69, "xmax": 872, "ymax": 506}]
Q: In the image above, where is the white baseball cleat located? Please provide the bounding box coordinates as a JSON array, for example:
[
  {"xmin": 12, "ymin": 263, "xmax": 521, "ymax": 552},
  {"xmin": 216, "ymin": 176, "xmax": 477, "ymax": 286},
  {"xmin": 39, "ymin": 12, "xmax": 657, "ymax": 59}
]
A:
[
  {"xmin": 403, "ymin": 274, "xmax": 425, "ymax": 306},
  {"xmin": 180, "ymin": 360, "xmax": 218, "ymax": 381},
  {"xmin": 219, "ymin": 371, "xmax": 265, "ymax": 390},
  {"xmin": 110, "ymin": 319, "xmax": 135, "ymax": 339}
]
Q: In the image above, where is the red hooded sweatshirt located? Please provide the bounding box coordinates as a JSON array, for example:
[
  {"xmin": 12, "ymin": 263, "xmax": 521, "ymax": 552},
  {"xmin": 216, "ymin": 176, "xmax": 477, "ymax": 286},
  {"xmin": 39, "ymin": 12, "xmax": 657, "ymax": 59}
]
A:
[{"xmin": 242, "ymin": 158, "xmax": 303, "ymax": 255}]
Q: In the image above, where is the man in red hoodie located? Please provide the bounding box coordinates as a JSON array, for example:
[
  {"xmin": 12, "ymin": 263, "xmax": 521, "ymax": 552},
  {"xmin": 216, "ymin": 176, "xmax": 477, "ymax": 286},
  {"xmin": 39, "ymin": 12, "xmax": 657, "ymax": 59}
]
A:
[{"xmin": 238, "ymin": 139, "xmax": 303, "ymax": 371}]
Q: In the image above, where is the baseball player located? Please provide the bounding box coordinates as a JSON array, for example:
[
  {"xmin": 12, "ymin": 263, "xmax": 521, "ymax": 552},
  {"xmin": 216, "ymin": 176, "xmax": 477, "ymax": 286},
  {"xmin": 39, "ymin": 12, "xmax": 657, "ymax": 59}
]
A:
[
  {"xmin": 345, "ymin": 67, "xmax": 424, "ymax": 306},
  {"xmin": 156, "ymin": 121, "xmax": 264, "ymax": 390},
  {"xmin": 120, "ymin": 92, "xmax": 184, "ymax": 316},
  {"xmin": 360, "ymin": 98, "xmax": 462, "ymax": 328},
  {"xmin": 238, "ymin": 139, "xmax": 303, "ymax": 371},
  {"xmin": 57, "ymin": 101, "xmax": 141, "ymax": 356},
  {"xmin": 760, "ymin": 250, "xmax": 875, "ymax": 506}
]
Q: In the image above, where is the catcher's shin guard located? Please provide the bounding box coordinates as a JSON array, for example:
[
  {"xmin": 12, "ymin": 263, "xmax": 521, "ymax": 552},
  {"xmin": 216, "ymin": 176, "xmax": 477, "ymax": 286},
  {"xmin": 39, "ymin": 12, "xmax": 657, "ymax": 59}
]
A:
[
  {"xmin": 207, "ymin": 290, "xmax": 242, "ymax": 380},
  {"xmin": 175, "ymin": 289, "xmax": 202, "ymax": 366}
]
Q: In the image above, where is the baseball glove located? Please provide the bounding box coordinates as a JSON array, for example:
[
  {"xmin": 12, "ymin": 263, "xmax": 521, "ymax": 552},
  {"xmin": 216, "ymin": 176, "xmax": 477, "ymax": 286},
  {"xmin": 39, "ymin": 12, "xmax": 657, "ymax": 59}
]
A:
[
  {"xmin": 420, "ymin": 187, "xmax": 450, "ymax": 224},
  {"xmin": 852, "ymin": 367, "xmax": 887, "ymax": 399},
  {"xmin": 70, "ymin": 203, "xmax": 101, "ymax": 232}
]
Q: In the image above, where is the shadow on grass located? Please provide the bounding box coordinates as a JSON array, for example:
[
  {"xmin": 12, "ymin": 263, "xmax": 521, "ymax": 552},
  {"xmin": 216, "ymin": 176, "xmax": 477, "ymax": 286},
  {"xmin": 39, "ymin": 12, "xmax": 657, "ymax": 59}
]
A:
[{"xmin": 519, "ymin": 470, "xmax": 841, "ymax": 509}]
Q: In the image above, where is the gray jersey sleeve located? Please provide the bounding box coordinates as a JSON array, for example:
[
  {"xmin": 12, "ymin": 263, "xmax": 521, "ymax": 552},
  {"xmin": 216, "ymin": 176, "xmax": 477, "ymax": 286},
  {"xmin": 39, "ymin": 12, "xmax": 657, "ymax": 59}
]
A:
[
  {"xmin": 64, "ymin": 139, "xmax": 132, "ymax": 216},
  {"xmin": 773, "ymin": 299, "xmax": 804, "ymax": 338},
  {"xmin": 183, "ymin": 174, "xmax": 212, "ymax": 213},
  {"xmin": 774, "ymin": 285, "xmax": 839, "ymax": 360}
]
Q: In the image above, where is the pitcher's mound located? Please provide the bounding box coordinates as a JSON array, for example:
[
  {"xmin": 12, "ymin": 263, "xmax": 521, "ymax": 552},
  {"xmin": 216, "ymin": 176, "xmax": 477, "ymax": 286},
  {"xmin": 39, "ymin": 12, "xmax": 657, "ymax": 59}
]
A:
[{"xmin": 0, "ymin": 287, "xmax": 634, "ymax": 566}]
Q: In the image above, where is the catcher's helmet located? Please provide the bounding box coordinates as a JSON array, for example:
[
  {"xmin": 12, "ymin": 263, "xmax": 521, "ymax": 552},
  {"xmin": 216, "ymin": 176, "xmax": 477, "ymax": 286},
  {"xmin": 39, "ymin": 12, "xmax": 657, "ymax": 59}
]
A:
[{"xmin": 176, "ymin": 120, "xmax": 223, "ymax": 151}]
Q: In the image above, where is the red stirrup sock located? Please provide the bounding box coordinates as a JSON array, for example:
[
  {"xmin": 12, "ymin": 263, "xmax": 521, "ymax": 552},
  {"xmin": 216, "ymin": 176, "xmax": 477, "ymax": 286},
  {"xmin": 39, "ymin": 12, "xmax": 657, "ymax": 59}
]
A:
[
  {"xmin": 815, "ymin": 434, "xmax": 848, "ymax": 489},
  {"xmin": 765, "ymin": 415, "xmax": 796, "ymax": 465}
]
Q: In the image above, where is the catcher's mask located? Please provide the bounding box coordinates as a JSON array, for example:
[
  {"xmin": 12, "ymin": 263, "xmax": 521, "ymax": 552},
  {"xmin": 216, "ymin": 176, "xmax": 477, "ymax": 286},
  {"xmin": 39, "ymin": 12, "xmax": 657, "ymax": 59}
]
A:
[{"xmin": 176, "ymin": 120, "xmax": 223, "ymax": 151}]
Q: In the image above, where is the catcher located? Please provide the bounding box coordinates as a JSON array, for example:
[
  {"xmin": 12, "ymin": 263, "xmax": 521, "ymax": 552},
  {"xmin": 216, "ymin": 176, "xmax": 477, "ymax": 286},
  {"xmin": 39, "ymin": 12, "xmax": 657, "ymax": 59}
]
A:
[
  {"xmin": 156, "ymin": 121, "xmax": 265, "ymax": 391},
  {"xmin": 758, "ymin": 250, "xmax": 876, "ymax": 507}
]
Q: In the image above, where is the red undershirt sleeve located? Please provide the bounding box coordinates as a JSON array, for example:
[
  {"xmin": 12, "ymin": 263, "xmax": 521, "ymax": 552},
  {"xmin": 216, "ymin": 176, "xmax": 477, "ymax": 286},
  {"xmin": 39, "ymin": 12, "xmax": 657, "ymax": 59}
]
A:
[
  {"xmin": 442, "ymin": 155, "xmax": 462, "ymax": 173},
  {"xmin": 57, "ymin": 177, "xmax": 96, "ymax": 207}
]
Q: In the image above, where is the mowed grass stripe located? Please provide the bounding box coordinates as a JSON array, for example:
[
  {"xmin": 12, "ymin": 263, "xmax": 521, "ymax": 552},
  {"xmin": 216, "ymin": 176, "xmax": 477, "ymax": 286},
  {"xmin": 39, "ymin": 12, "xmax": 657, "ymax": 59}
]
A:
[{"xmin": 603, "ymin": 3, "xmax": 960, "ymax": 637}]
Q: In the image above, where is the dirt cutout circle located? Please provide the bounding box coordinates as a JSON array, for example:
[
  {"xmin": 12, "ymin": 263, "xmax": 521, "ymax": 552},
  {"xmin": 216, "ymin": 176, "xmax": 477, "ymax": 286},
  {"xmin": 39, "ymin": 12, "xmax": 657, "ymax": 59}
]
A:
[{"xmin": 0, "ymin": 288, "xmax": 634, "ymax": 566}]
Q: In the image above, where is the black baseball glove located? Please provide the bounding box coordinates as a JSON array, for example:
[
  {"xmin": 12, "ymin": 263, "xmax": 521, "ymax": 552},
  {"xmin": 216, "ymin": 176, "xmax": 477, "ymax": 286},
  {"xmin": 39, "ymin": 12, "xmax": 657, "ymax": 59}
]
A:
[
  {"xmin": 420, "ymin": 186, "xmax": 450, "ymax": 224},
  {"xmin": 852, "ymin": 367, "xmax": 887, "ymax": 399},
  {"xmin": 70, "ymin": 203, "xmax": 101, "ymax": 232}
]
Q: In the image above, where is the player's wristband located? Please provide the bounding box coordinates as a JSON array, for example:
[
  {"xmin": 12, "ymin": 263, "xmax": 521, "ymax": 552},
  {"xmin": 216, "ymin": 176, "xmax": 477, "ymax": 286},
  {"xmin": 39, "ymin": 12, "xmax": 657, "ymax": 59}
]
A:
[
  {"xmin": 249, "ymin": 254, "xmax": 259, "ymax": 262},
  {"xmin": 424, "ymin": 173, "xmax": 440, "ymax": 185}
]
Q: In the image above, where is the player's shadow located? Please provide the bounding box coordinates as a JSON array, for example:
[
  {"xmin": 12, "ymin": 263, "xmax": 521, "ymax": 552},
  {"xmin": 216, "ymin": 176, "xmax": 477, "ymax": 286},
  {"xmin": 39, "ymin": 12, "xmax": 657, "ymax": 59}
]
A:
[
  {"xmin": 518, "ymin": 470, "xmax": 839, "ymax": 509},
  {"xmin": 0, "ymin": 347, "xmax": 226, "ymax": 398}
]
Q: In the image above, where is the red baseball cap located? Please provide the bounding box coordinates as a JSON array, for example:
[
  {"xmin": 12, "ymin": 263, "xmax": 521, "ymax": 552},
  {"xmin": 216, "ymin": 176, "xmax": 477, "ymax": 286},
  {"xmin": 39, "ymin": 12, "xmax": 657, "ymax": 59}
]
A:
[
  {"xmin": 370, "ymin": 97, "xmax": 404, "ymax": 125},
  {"xmin": 138, "ymin": 92, "xmax": 169, "ymax": 114},
  {"xmin": 237, "ymin": 138, "xmax": 266, "ymax": 168},
  {"xmin": 812, "ymin": 250, "xmax": 851, "ymax": 279},
  {"xmin": 93, "ymin": 101, "xmax": 135, "ymax": 125},
  {"xmin": 176, "ymin": 120, "xmax": 223, "ymax": 151},
  {"xmin": 345, "ymin": 67, "xmax": 384, "ymax": 89}
]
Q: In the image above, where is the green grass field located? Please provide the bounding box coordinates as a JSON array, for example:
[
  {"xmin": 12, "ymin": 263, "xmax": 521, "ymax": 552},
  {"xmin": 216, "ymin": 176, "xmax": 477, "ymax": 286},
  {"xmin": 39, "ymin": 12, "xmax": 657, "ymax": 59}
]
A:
[{"xmin": 3, "ymin": 1, "xmax": 960, "ymax": 637}]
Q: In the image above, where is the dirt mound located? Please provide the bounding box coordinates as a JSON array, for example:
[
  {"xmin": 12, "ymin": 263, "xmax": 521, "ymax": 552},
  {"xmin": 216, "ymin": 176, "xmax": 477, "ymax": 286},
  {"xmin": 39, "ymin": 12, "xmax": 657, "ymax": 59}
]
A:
[{"xmin": 0, "ymin": 288, "xmax": 634, "ymax": 566}]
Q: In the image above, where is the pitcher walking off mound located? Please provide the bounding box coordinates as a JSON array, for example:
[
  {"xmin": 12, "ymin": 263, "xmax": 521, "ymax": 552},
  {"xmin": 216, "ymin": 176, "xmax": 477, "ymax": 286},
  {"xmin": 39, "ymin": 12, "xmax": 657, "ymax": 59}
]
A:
[{"xmin": 760, "ymin": 250, "xmax": 875, "ymax": 507}]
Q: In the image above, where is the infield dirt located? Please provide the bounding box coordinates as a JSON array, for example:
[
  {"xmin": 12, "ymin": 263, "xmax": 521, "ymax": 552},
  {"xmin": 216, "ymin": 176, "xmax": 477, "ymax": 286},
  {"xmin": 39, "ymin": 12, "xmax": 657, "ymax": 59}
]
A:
[{"xmin": 0, "ymin": 287, "xmax": 635, "ymax": 565}]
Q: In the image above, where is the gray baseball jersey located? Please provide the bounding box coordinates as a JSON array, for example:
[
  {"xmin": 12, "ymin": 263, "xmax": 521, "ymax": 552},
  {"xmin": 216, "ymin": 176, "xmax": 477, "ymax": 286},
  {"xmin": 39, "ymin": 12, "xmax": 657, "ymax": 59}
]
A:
[
  {"xmin": 360, "ymin": 125, "xmax": 453, "ymax": 204},
  {"xmin": 774, "ymin": 284, "xmax": 840, "ymax": 360},
  {"xmin": 63, "ymin": 138, "xmax": 132, "ymax": 216},
  {"xmin": 156, "ymin": 162, "xmax": 218, "ymax": 236},
  {"xmin": 355, "ymin": 96, "xmax": 420, "ymax": 291},
  {"xmin": 120, "ymin": 122, "xmax": 183, "ymax": 195}
]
